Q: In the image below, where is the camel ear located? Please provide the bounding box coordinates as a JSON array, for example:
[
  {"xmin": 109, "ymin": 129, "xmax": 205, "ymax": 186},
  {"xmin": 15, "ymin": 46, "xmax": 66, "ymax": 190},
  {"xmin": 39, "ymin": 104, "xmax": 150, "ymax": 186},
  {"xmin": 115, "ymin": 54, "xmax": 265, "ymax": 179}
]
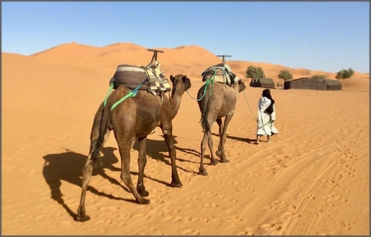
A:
[
  {"xmin": 182, "ymin": 75, "xmax": 187, "ymax": 82},
  {"xmin": 170, "ymin": 75, "xmax": 174, "ymax": 82}
]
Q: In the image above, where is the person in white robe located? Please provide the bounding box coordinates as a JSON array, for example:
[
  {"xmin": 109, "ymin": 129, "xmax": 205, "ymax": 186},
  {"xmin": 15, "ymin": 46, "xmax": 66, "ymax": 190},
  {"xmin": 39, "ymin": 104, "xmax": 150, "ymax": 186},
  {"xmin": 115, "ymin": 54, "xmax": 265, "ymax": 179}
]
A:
[{"xmin": 255, "ymin": 89, "xmax": 279, "ymax": 144}]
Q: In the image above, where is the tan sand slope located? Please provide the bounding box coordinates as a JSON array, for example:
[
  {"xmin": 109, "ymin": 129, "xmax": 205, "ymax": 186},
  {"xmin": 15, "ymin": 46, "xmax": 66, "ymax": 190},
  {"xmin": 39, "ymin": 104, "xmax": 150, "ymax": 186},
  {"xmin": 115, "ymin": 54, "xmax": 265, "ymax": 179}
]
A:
[{"xmin": 2, "ymin": 42, "xmax": 369, "ymax": 235}]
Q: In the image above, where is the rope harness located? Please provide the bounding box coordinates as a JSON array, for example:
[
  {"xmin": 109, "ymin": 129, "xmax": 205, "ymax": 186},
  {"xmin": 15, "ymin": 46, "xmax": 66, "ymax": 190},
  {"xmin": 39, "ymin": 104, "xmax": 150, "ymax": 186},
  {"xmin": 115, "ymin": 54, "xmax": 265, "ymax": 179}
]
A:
[
  {"xmin": 103, "ymin": 78, "xmax": 148, "ymax": 110},
  {"xmin": 187, "ymin": 70, "xmax": 216, "ymax": 101}
]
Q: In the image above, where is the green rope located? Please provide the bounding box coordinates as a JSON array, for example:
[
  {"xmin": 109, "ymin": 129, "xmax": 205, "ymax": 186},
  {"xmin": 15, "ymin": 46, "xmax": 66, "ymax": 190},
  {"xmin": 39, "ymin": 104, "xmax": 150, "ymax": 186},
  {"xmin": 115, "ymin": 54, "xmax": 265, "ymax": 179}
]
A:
[
  {"xmin": 103, "ymin": 83, "xmax": 114, "ymax": 107},
  {"xmin": 186, "ymin": 70, "xmax": 216, "ymax": 101},
  {"xmin": 110, "ymin": 91, "xmax": 136, "ymax": 111},
  {"xmin": 242, "ymin": 90, "xmax": 257, "ymax": 119},
  {"xmin": 204, "ymin": 79, "xmax": 211, "ymax": 92},
  {"xmin": 109, "ymin": 78, "xmax": 148, "ymax": 111},
  {"xmin": 186, "ymin": 79, "xmax": 210, "ymax": 101},
  {"xmin": 208, "ymin": 71, "xmax": 216, "ymax": 95}
]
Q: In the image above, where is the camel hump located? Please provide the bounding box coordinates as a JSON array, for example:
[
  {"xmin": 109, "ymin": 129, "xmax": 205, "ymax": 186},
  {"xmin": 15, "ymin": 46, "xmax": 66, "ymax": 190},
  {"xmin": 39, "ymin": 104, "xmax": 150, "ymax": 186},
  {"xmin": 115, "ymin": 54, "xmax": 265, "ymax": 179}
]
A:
[
  {"xmin": 110, "ymin": 61, "xmax": 171, "ymax": 95},
  {"xmin": 201, "ymin": 63, "xmax": 239, "ymax": 86}
]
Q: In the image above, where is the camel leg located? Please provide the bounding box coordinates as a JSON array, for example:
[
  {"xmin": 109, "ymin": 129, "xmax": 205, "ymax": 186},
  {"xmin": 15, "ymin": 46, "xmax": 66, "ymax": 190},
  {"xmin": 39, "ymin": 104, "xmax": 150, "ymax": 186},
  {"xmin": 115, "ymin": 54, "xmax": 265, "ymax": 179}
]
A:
[
  {"xmin": 216, "ymin": 117, "xmax": 223, "ymax": 156},
  {"xmin": 198, "ymin": 132, "xmax": 209, "ymax": 175},
  {"xmin": 102, "ymin": 130, "xmax": 111, "ymax": 147},
  {"xmin": 206, "ymin": 117, "xmax": 217, "ymax": 166},
  {"xmin": 163, "ymin": 126, "xmax": 182, "ymax": 187},
  {"xmin": 207, "ymin": 130, "xmax": 218, "ymax": 165},
  {"xmin": 74, "ymin": 155, "xmax": 94, "ymax": 222},
  {"xmin": 216, "ymin": 114, "xmax": 233, "ymax": 163},
  {"xmin": 136, "ymin": 137, "xmax": 149, "ymax": 197},
  {"xmin": 117, "ymin": 136, "xmax": 150, "ymax": 205},
  {"xmin": 75, "ymin": 115, "xmax": 111, "ymax": 222}
]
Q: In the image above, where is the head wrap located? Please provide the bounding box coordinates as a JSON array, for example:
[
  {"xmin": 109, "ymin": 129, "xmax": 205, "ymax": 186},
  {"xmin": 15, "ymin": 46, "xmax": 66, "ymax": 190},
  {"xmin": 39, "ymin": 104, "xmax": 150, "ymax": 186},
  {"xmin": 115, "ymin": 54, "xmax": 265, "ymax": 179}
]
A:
[{"xmin": 262, "ymin": 89, "xmax": 275, "ymax": 114}]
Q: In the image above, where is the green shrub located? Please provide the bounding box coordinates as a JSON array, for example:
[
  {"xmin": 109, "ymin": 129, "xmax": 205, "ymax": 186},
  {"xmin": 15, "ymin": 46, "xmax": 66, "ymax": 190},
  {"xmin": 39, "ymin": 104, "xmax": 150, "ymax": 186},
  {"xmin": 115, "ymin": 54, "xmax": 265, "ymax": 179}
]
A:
[
  {"xmin": 311, "ymin": 74, "xmax": 327, "ymax": 80},
  {"xmin": 336, "ymin": 68, "xmax": 354, "ymax": 79},
  {"xmin": 278, "ymin": 70, "xmax": 293, "ymax": 81},
  {"xmin": 246, "ymin": 65, "xmax": 266, "ymax": 78}
]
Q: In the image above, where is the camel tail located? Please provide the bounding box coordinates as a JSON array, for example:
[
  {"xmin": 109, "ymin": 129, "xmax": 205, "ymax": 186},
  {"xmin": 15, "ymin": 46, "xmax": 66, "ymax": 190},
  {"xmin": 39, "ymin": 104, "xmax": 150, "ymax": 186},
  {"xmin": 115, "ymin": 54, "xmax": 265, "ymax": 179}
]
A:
[
  {"xmin": 88, "ymin": 102, "xmax": 111, "ymax": 168},
  {"xmin": 200, "ymin": 92, "xmax": 212, "ymax": 133}
]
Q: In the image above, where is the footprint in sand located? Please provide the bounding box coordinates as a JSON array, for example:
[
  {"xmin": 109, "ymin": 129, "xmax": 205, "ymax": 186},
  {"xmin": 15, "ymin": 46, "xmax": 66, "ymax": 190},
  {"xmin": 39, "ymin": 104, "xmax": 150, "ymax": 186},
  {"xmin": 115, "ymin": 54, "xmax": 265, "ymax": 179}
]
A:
[
  {"xmin": 336, "ymin": 220, "xmax": 352, "ymax": 230},
  {"xmin": 93, "ymin": 219, "xmax": 115, "ymax": 226},
  {"xmin": 203, "ymin": 191, "xmax": 218, "ymax": 198},
  {"xmin": 203, "ymin": 203, "xmax": 220, "ymax": 208},
  {"xmin": 260, "ymin": 222, "xmax": 284, "ymax": 234},
  {"xmin": 222, "ymin": 215, "xmax": 244, "ymax": 222},
  {"xmin": 189, "ymin": 217, "xmax": 210, "ymax": 223},
  {"xmin": 330, "ymin": 194, "xmax": 348, "ymax": 203},
  {"xmin": 181, "ymin": 229, "xmax": 201, "ymax": 235}
]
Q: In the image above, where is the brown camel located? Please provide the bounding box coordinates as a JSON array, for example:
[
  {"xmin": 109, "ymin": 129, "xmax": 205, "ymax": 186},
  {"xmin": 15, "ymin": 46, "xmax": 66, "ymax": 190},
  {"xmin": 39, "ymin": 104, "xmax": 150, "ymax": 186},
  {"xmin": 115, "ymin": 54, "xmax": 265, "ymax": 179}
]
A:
[
  {"xmin": 74, "ymin": 73, "xmax": 191, "ymax": 222},
  {"xmin": 197, "ymin": 65, "xmax": 246, "ymax": 175}
]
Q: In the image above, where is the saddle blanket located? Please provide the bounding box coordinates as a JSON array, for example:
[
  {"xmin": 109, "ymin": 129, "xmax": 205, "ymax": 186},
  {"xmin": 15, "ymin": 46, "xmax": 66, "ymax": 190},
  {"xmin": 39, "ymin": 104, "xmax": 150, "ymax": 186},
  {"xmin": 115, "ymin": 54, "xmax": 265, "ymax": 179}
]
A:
[
  {"xmin": 110, "ymin": 61, "xmax": 171, "ymax": 95},
  {"xmin": 201, "ymin": 63, "xmax": 240, "ymax": 85}
]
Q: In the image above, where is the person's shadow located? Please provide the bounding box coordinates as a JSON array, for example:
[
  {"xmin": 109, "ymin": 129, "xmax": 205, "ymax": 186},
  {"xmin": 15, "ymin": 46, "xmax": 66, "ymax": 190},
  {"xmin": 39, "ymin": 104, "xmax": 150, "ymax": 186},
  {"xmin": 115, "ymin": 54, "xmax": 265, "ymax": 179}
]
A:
[
  {"xmin": 42, "ymin": 147, "xmax": 135, "ymax": 219},
  {"xmin": 211, "ymin": 132, "xmax": 256, "ymax": 144}
]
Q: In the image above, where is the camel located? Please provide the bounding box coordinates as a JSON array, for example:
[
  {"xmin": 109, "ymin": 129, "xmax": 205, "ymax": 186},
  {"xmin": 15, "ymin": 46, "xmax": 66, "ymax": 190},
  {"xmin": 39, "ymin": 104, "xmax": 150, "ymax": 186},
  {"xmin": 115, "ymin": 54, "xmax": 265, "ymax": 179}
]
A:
[
  {"xmin": 197, "ymin": 63, "xmax": 246, "ymax": 175},
  {"xmin": 74, "ymin": 68, "xmax": 191, "ymax": 222}
]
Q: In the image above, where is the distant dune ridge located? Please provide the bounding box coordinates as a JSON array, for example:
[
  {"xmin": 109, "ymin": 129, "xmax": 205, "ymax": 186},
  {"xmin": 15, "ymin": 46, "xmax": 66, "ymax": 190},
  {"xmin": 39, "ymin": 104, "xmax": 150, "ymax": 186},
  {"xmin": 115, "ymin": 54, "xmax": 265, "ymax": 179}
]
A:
[
  {"xmin": 2, "ymin": 42, "xmax": 369, "ymax": 235},
  {"xmin": 21, "ymin": 42, "xmax": 369, "ymax": 85}
]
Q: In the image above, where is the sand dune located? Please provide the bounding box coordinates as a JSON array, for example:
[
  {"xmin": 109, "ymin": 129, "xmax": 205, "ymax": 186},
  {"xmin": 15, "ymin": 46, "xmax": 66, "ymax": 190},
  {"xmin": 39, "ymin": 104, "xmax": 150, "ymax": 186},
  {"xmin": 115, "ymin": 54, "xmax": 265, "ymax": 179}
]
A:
[{"xmin": 2, "ymin": 42, "xmax": 369, "ymax": 235}]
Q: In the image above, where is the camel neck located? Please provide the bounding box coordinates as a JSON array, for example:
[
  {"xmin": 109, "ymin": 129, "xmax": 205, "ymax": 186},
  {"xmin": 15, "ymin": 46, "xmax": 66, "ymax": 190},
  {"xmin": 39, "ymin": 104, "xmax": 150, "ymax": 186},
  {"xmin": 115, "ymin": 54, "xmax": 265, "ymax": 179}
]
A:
[{"xmin": 170, "ymin": 89, "xmax": 183, "ymax": 118}]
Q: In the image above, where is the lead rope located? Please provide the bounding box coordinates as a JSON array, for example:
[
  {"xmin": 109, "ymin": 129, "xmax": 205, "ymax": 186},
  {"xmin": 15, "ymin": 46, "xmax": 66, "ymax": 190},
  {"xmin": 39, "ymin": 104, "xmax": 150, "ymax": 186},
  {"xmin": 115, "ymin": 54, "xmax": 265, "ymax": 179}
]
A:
[{"xmin": 186, "ymin": 70, "xmax": 217, "ymax": 101}]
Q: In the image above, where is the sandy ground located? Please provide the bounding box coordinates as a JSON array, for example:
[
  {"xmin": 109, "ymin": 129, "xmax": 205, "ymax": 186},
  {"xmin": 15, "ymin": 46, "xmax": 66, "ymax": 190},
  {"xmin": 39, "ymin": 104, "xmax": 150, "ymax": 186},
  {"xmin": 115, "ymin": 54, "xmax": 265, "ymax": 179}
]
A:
[{"xmin": 2, "ymin": 42, "xmax": 369, "ymax": 235}]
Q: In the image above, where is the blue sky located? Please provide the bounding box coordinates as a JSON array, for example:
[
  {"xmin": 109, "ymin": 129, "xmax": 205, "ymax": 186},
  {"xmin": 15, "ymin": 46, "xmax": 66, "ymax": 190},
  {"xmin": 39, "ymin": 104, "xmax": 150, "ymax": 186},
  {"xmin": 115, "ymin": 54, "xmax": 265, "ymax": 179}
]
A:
[{"xmin": 2, "ymin": 1, "xmax": 369, "ymax": 73}]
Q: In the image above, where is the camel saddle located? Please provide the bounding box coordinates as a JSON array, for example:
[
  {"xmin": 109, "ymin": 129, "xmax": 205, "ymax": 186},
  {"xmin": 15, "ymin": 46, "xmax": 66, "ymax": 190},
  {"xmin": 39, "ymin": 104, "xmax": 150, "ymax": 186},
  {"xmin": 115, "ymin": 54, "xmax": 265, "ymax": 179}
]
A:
[
  {"xmin": 109, "ymin": 61, "xmax": 171, "ymax": 95},
  {"xmin": 201, "ymin": 63, "xmax": 240, "ymax": 86}
]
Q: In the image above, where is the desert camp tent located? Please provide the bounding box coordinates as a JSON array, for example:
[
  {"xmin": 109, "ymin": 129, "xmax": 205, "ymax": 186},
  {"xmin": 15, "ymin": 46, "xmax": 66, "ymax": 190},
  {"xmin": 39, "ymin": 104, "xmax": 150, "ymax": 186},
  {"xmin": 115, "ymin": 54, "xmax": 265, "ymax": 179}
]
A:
[
  {"xmin": 284, "ymin": 77, "xmax": 326, "ymax": 90},
  {"xmin": 249, "ymin": 78, "xmax": 275, "ymax": 89},
  {"xmin": 284, "ymin": 77, "xmax": 342, "ymax": 90},
  {"xmin": 324, "ymin": 79, "xmax": 342, "ymax": 90}
]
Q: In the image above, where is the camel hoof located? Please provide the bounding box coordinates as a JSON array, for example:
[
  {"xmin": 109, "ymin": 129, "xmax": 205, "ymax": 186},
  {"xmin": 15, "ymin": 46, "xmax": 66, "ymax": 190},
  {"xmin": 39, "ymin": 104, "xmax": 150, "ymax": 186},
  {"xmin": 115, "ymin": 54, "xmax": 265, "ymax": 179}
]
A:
[
  {"xmin": 170, "ymin": 180, "xmax": 183, "ymax": 187},
  {"xmin": 210, "ymin": 160, "xmax": 218, "ymax": 166},
  {"xmin": 220, "ymin": 159, "xmax": 230, "ymax": 163},
  {"xmin": 198, "ymin": 170, "xmax": 208, "ymax": 176},
  {"xmin": 74, "ymin": 214, "xmax": 90, "ymax": 222},
  {"xmin": 140, "ymin": 190, "xmax": 149, "ymax": 197},
  {"xmin": 137, "ymin": 185, "xmax": 149, "ymax": 197},
  {"xmin": 138, "ymin": 198, "xmax": 150, "ymax": 205}
]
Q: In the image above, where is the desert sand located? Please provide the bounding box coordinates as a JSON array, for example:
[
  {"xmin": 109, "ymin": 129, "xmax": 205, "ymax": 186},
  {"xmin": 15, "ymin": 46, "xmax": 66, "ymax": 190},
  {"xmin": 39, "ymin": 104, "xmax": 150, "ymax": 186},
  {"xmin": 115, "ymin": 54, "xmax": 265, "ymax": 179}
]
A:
[{"xmin": 2, "ymin": 42, "xmax": 369, "ymax": 235}]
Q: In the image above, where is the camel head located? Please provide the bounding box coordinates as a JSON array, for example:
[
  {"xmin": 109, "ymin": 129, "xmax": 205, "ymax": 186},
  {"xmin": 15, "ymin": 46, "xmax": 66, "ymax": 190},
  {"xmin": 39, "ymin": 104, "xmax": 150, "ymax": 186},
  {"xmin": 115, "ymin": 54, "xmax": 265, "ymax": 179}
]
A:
[
  {"xmin": 238, "ymin": 80, "xmax": 246, "ymax": 92},
  {"xmin": 170, "ymin": 74, "xmax": 192, "ymax": 95}
]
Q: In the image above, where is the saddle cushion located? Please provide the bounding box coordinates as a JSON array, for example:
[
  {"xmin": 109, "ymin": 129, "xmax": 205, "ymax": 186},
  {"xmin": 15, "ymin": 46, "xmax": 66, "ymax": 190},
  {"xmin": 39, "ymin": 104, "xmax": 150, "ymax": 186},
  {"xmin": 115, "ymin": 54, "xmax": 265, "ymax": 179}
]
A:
[
  {"xmin": 201, "ymin": 63, "xmax": 239, "ymax": 85},
  {"xmin": 110, "ymin": 61, "xmax": 171, "ymax": 95},
  {"xmin": 111, "ymin": 64, "xmax": 149, "ymax": 90},
  {"xmin": 144, "ymin": 63, "xmax": 171, "ymax": 94}
]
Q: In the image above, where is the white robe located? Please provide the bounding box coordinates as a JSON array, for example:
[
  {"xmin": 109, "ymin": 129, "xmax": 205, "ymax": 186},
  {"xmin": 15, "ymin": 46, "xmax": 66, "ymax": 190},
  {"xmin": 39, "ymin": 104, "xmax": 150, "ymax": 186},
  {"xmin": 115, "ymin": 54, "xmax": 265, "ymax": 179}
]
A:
[{"xmin": 256, "ymin": 97, "xmax": 279, "ymax": 136}]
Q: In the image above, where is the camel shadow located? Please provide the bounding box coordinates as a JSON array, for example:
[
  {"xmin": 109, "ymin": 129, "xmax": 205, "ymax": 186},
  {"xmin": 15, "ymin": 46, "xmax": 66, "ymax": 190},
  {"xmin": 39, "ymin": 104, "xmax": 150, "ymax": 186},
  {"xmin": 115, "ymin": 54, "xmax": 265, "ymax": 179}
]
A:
[
  {"xmin": 133, "ymin": 135, "xmax": 199, "ymax": 174},
  {"xmin": 211, "ymin": 132, "xmax": 256, "ymax": 144},
  {"xmin": 42, "ymin": 147, "xmax": 136, "ymax": 219},
  {"xmin": 174, "ymin": 146, "xmax": 201, "ymax": 163}
]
